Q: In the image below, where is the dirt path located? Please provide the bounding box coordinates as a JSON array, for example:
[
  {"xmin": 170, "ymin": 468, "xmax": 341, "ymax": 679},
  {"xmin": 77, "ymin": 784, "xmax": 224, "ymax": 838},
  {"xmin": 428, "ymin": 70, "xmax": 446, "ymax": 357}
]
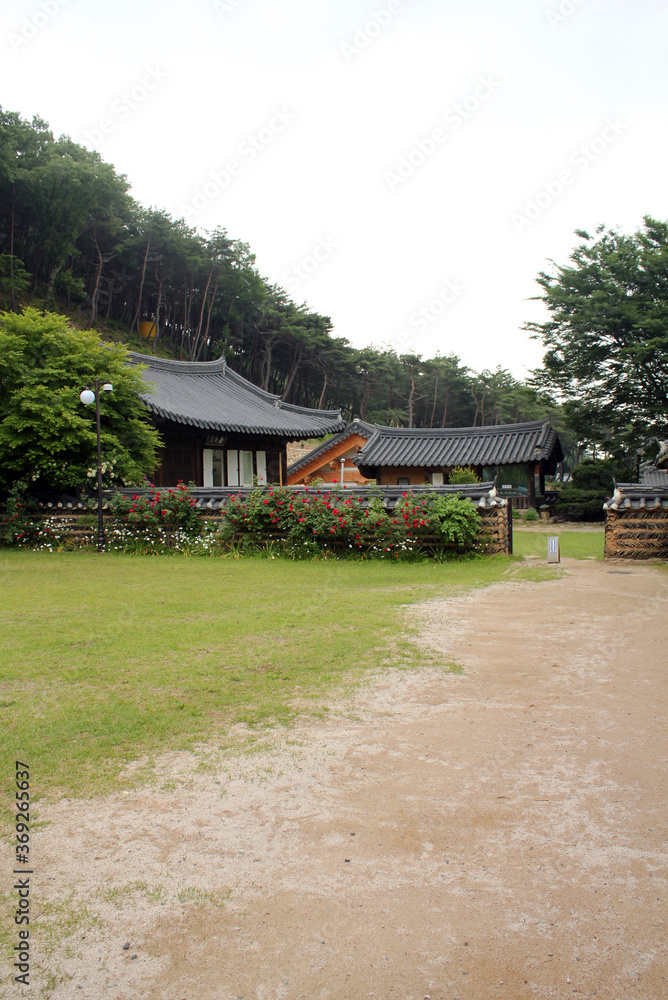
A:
[{"xmin": 27, "ymin": 558, "xmax": 668, "ymax": 999}]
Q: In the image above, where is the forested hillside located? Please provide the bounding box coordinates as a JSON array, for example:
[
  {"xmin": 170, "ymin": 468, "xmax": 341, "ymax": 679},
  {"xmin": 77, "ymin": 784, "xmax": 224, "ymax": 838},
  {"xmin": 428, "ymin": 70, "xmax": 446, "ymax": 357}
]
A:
[{"xmin": 0, "ymin": 106, "xmax": 557, "ymax": 433}]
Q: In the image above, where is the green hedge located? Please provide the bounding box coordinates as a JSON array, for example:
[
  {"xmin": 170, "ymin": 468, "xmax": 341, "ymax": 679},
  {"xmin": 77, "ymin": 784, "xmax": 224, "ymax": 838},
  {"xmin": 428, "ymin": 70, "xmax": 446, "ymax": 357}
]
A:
[{"xmin": 554, "ymin": 487, "xmax": 606, "ymax": 521}]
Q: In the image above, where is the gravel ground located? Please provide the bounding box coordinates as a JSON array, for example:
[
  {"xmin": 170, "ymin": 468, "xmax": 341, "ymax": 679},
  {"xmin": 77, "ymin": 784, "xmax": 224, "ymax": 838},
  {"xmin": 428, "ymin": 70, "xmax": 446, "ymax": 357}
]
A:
[{"xmin": 12, "ymin": 556, "xmax": 668, "ymax": 1000}]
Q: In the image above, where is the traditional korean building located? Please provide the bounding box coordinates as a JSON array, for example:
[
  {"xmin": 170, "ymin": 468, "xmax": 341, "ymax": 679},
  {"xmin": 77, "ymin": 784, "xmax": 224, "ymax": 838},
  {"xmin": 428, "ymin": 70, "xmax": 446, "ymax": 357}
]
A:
[
  {"xmin": 287, "ymin": 418, "xmax": 376, "ymax": 485},
  {"xmin": 354, "ymin": 418, "xmax": 563, "ymax": 504},
  {"xmin": 129, "ymin": 352, "xmax": 346, "ymax": 486}
]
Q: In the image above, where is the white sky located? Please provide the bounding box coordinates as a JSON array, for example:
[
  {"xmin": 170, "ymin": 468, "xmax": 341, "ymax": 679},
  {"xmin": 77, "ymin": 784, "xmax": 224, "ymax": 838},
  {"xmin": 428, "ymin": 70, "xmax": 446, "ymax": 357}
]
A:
[{"xmin": 3, "ymin": 0, "xmax": 667, "ymax": 379}]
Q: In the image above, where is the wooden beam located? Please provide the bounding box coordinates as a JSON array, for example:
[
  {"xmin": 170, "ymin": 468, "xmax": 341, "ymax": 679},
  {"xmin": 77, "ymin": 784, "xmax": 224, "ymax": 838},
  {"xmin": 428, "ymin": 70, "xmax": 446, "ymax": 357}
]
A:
[{"xmin": 527, "ymin": 463, "xmax": 536, "ymax": 506}]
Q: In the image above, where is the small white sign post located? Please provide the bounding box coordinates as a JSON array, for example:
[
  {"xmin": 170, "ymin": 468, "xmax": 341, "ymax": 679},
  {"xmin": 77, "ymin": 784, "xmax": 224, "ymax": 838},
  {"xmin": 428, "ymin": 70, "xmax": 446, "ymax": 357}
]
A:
[{"xmin": 547, "ymin": 535, "xmax": 560, "ymax": 563}]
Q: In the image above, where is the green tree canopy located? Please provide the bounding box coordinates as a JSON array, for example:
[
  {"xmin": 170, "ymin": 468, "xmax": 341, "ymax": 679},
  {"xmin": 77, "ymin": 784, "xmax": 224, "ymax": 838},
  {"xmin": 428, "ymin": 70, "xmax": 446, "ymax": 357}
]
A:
[
  {"xmin": 528, "ymin": 217, "xmax": 668, "ymax": 452},
  {"xmin": 0, "ymin": 308, "xmax": 160, "ymax": 491}
]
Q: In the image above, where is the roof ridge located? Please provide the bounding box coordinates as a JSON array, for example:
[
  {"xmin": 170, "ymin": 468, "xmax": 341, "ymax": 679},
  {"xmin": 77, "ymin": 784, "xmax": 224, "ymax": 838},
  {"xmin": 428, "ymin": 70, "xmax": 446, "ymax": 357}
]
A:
[
  {"xmin": 128, "ymin": 351, "xmax": 227, "ymax": 373},
  {"xmin": 372, "ymin": 418, "xmax": 550, "ymax": 437},
  {"xmin": 279, "ymin": 400, "xmax": 343, "ymax": 419}
]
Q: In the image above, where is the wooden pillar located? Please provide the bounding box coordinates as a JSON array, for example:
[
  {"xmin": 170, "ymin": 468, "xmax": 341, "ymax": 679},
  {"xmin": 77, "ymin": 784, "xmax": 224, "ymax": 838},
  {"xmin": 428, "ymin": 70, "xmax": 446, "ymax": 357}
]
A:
[
  {"xmin": 507, "ymin": 500, "xmax": 513, "ymax": 554},
  {"xmin": 538, "ymin": 463, "xmax": 545, "ymax": 498},
  {"xmin": 526, "ymin": 463, "xmax": 536, "ymax": 507}
]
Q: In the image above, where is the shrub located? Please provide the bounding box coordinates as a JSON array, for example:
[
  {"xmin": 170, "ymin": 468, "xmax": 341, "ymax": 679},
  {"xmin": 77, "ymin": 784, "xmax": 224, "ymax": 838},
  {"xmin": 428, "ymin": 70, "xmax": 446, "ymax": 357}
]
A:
[
  {"xmin": 1, "ymin": 479, "xmax": 38, "ymax": 546},
  {"xmin": 570, "ymin": 457, "xmax": 629, "ymax": 492},
  {"xmin": 221, "ymin": 487, "xmax": 370, "ymax": 554},
  {"xmin": 448, "ymin": 465, "xmax": 480, "ymax": 484},
  {"xmin": 6, "ymin": 486, "xmax": 489, "ymax": 559},
  {"xmin": 106, "ymin": 481, "xmax": 202, "ymax": 540},
  {"xmin": 219, "ymin": 487, "xmax": 482, "ymax": 558},
  {"xmin": 554, "ymin": 487, "xmax": 606, "ymax": 521},
  {"xmin": 523, "ymin": 507, "xmax": 538, "ymax": 522}
]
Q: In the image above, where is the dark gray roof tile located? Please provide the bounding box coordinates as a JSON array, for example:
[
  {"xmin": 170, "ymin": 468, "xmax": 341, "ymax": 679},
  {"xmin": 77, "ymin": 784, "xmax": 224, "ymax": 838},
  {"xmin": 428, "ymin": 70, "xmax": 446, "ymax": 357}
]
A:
[
  {"xmin": 604, "ymin": 483, "xmax": 668, "ymax": 509},
  {"xmin": 640, "ymin": 468, "xmax": 668, "ymax": 487},
  {"xmin": 128, "ymin": 352, "xmax": 345, "ymax": 438},
  {"xmin": 355, "ymin": 419, "xmax": 563, "ymax": 469}
]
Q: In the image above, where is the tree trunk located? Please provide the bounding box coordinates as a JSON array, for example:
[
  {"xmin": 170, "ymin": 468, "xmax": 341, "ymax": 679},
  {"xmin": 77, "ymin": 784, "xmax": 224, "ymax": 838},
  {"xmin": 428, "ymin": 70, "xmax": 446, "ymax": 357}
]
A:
[
  {"xmin": 9, "ymin": 182, "xmax": 15, "ymax": 311},
  {"xmin": 360, "ymin": 378, "xmax": 371, "ymax": 420},
  {"xmin": 90, "ymin": 235, "xmax": 104, "ymax": 323},
  {"xmin": 262, "ymin": 337, "xmax": 275, "ymax": 391},
  {"xmin": 429, "ymin": 373, "xmax": 439, "ymax": 427},
  {"xmin": 45, "ymin": 263, "xmax": 60, "ymax": 304},
  {"xmin": 441, "ymin": 386, "xmax": 449, "ymax": 427},
  {"xmin": 131, "ymin": 234, "xmax": 151, "ymax": 334},
  {"xmin": 471, "ymin": 388, "xmax": 479, "ymax": 427},
  {"xmin": 282, "ymin": 345, "xmax": 303, "ymax": 401},
  {"xmin": 152, "ymin": 276, "xmax": 164, "ymax": 352},
  {"xmin": 318, "ymin": 370, "xmax": 328, "ymax": 409},
  {"xmin": 408, "ymin": 372, "xmax": 416, "ymax": 428},
  {"xmin": 192, "ymin": 268, "xmax": 213, "ymax": 360},
  {"xmin": 197, "ymin": 278, "xmax": 218, "ymax": 361}
]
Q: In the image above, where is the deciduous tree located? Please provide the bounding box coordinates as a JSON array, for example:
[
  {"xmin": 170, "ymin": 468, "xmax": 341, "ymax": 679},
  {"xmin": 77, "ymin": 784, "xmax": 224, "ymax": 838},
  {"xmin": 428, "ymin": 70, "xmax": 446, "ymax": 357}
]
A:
[
  {"xmin": 0, "ymin": 308, "xmax": 160, "ymax": 490},
  {"xmin": 528, "ymin": 217, "xmax": 668, "ymax": 451}
]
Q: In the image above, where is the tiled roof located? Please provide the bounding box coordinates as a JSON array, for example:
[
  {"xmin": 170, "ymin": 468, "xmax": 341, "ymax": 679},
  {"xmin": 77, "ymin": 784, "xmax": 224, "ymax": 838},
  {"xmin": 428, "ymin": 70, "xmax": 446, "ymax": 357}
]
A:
[
  {"xmin": 355, "ymin": 419, "xmax": 563, "ymax": 469},
  {"xmin": 603, "ymin": 483, "xmax": 668, "ymax": 510},
  {"xmin": 287, "ymin": 419, "xmax": 376, "ymax": 476},
  {"xmin": 640, "ymin": 468, "xmax": 668, "ymax": 487},
  {"xmin": 128, "ymin": 353, "xmax": 345, "ymax": 438}
]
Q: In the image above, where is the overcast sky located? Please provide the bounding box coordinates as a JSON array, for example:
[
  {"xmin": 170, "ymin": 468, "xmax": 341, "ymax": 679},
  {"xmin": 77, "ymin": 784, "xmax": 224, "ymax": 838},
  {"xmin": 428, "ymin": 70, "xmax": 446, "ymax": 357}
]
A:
[{"xmin": 3, "ymin": 0, "xmax": 667, "ymax": 379}]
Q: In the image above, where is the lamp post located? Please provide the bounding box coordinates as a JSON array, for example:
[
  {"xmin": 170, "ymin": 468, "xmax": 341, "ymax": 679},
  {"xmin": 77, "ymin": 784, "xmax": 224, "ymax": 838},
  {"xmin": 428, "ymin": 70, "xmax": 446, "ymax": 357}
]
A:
[{"xmin": 80, "ymin": 379, "xmax": 113, "ymax": 552}]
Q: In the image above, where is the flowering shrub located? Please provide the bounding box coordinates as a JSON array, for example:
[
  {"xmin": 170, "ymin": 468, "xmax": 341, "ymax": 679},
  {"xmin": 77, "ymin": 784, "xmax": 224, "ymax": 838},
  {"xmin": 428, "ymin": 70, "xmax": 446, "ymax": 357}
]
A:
[
  {"xmin": 101, "ymin": 522, "xmax": 220, "ymax": 555},
  {"xmin": 219, "ymin": 487, "xmax": 482, "ymax": 558},
  {"xmin": 219, "ymin": 486, "xmax": 362, "ymax": 554},
  {"xmin": 20, "ymin": 515, "xmax": 81, "ymax": 552},
  {"xmin": 393, "ymin": 493, "xmax": 481, "ymax": 551},
  {"xmin": 2, "ymin": 479, "xmax": 38, "ymax": 547},
  {"xmin": 106, "ymin": 482, "xmax": 202, "ymax": 541},
  {"xmin": 3, "ymin": 484, "xmax": 484, "ymax": 558}
]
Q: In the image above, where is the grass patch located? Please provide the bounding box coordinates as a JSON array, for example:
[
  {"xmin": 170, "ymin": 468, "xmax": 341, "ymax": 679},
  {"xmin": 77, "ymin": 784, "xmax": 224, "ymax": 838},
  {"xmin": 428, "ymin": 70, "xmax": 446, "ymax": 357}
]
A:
[
  {"xmin": 513, "ymin": 529, "xmax": 604, "ymax": 560},
  {"xmin": 0, "ymin": 550, "xmax": 520, "ymax": 800}
]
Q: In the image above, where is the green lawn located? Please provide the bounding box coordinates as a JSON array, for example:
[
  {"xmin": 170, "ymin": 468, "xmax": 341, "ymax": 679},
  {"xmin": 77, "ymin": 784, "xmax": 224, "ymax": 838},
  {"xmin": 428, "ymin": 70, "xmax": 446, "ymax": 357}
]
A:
[
  {"xmin": 0, "ymin": 550, "xmax": 547, "ymax": 801},
  {"xmin": 512, "ymin": 527, "xmax": 604, "ymax": 560}
]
